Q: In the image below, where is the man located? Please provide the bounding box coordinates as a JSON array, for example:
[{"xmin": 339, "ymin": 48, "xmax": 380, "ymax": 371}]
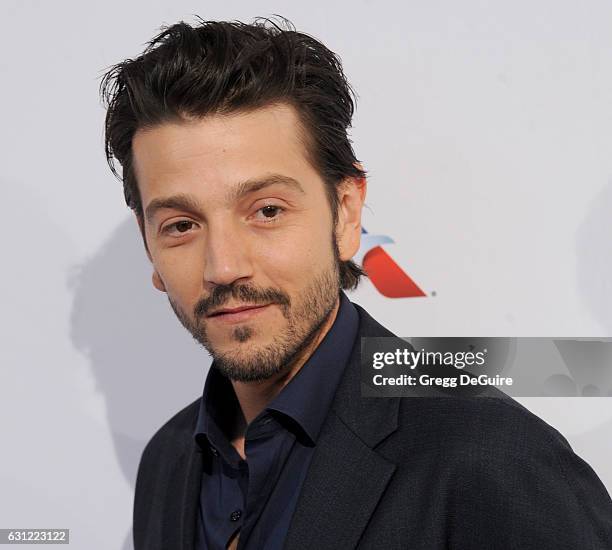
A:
[{"xmin": 101, "ymin": 17, "xmax": 612, "ymax": 550}]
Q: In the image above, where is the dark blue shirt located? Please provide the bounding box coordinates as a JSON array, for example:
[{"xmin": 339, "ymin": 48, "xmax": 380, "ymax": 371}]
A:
[{"xmin": 193, "ymin": 291, "xmax": 359, "ymax": 550}]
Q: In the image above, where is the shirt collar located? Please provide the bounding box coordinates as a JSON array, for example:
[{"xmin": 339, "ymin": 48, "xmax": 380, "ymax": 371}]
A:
[{"xmin": 193, "ymin": 290, "xmax": 359, "ymax": 451}]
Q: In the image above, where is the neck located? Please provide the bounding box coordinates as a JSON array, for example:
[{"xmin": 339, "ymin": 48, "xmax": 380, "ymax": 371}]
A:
[{"xmin": 230, "ymin": 296, "xmax": 341, "ymax": 433}]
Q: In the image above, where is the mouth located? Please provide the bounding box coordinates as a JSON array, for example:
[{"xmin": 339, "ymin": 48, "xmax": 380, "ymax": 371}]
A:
[{"xmin": 206, "ymin": 303, "xmax": 272, "ymax": 324}]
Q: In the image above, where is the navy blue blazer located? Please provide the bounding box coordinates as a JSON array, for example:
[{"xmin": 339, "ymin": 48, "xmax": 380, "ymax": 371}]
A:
[{"xmin": 133, "ymin": 302, "xmax": 612, "ymax": 549}]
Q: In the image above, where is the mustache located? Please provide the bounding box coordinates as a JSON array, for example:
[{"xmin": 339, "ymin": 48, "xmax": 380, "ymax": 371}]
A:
[{"xmin": 194, "ymin": 284, "xmax": 290, "ymax": 318}]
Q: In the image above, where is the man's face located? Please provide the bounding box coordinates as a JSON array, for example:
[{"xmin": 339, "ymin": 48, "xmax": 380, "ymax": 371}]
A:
[{"xmin": 131, "ymin": 103, "xmax": 362, "ymax": 382}]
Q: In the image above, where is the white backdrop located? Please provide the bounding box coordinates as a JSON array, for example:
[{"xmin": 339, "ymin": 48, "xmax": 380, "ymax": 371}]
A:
[{"xmin": 2, "ymin": 1, "xmax": 611, "ymax": 548}]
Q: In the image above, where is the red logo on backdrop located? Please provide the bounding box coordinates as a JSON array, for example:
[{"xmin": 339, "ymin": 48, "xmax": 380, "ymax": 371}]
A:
[{"xmin": 357, "ymin": 228, "xmax": 426, "ymax": 298}]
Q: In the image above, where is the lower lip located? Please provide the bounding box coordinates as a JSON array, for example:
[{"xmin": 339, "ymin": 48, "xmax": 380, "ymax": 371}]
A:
[{"xmin": 208, "ymin": 304, "xmax": 272, "ymax": 324}]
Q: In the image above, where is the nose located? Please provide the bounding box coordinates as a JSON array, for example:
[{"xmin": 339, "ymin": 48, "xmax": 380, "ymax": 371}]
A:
[{"xmin": 202, "ymin": 218, "xmax": 253, "ymax": 287}]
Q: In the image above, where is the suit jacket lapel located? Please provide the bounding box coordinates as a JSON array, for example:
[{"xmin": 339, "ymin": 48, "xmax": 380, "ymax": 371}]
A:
[{"xmin": 284, "ymin": 304, "xmax": 402, "ymax": 550}]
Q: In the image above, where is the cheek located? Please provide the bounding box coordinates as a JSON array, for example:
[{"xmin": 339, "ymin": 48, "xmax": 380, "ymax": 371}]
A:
[
  {"xmin": 255, "ymin": 244, "xmax": 306, "ymax": 282},
  {"xmin": 254, "ymin": 225, "xmax": 334, "ymax": 282},
  {"xmin": 153, "ymin": 248, "xmax": 204, "ymax": 298}
]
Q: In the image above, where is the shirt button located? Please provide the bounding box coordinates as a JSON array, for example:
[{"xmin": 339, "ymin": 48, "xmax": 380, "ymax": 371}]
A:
[
  {"xmin": 209, "ymin": 446, "xmax": 218, "ymax": 456},
  {"xmin": 229, "ymin": 509, "xmax": 242, "ymax": 522}
]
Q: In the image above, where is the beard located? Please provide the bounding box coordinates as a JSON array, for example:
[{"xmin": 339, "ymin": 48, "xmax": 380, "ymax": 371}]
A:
[{"xmin": 166, "ymin": 243, "xmax": 342, "ymax": 383}]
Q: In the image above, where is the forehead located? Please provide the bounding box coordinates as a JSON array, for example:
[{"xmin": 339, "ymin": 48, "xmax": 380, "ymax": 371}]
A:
[{"xmin": 131, "ymin": 103, "xmax": 319, "ymax": 205}]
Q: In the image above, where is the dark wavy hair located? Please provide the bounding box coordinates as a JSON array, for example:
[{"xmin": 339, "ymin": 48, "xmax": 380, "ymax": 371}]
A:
[{"xmin": 100, "ymin": 16, "xmax": 366, "ymax": 290}]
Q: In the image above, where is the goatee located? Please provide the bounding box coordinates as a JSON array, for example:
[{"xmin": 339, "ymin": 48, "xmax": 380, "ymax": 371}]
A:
[{"xmin": 167, "ymin": 262, "xmax": 341, "ymax": 382}]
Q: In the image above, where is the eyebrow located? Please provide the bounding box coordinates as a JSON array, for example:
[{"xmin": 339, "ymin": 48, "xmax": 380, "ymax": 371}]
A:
[{"xmin": 144, "ymin": 174, "xmax": 305, "ymax": 224}]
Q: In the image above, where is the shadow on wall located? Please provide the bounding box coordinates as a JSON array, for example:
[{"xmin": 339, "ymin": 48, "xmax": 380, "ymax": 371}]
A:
[
  {"xmin": 577, "ymin": 181, "xmax": 612, "ymax": 335},
  {"xmin": 68, "ymin": 217, "xmax": 210, "ymax": 550}
]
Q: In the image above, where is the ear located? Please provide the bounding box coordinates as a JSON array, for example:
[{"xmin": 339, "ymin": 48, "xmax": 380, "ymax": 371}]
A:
[
  {"xmin": 135, "ymin": 214, "xmax": 167, "ymax": 293},
  {"xmin": 151, "ymin": 271, "xmax": 167, "ymax": 293},
  {"xmin": 335, "ymin": 166, "xmax": 367, "ymax": 262}
]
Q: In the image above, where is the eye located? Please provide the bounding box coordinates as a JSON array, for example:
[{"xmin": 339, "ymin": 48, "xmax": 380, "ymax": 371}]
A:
[
  {"xmin": 253, "ymin": 205, "xmax": 284, "ymax": 223},
  {"xmin": 161, "ymin": 220, "xmax": 197, "ymax": 236}
]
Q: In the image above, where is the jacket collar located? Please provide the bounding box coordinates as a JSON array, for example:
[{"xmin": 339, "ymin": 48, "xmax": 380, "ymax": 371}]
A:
[{"xmin": 330, "ymin": 302, "xmax": 401, "ymax": 447}]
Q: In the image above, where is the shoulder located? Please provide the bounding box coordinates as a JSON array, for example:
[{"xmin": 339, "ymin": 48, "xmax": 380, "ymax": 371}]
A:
[
  {"xmin": 132, "ymin": 398, "xmax": 202, "ymax": 547},
  {"xmin": 134, "ymin": 397, "xmax": 201, "ymax": 515},
  {"xmin": 349, "ymin": 300, "xmax": 575, "ymax": 459},
  {"xmin": 392, "ymin": 396, "xmax": 612, "ymax": 544},
  {"xmin": 351, "ymin": 301, "xmax": 396, "ymax": 338},
  {"xmin": 394, "ymin": 394, "xmax": 577, "ymax": 466},
  {"xmin": 336, "ymin": 300, "xmax": 612, "ymax": 544},
  {"xmin": 137, "ymin": 397, "xmax": 201, "ymax": 474}
]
